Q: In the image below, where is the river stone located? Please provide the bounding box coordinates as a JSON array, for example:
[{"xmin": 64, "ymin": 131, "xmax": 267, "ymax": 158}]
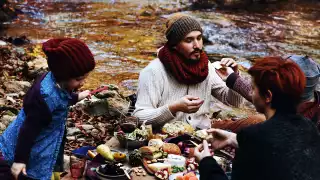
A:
[
  {"xmin": 0, "ymin": 98, "xmax": 6, "ymax": 106},
  {"xmin": 80, "ymin": 124, "xmax": 94, "ymax": 131},
  {"xmin": 1, "ymin": 115, "xmax": 16, "ymax": 126},
  {"xmin": 77, "ymin": 138, "xmax": 86, "ymax": 142},
  {"xmin": 4, "ymin": 81, "xmax": 31, "ymax": 93},
  {"xmin": 75, "ymin": 90, "xmax": 130, "ymax": 117},
  {"xmin": 91, "ymin": 129, "xmax": 100, "ymax": 137},
  {"xmin": 94, "ymin": 90, "xmax": 117, "ymax": 99},
  {"xmin": 0, "ymin": 122, "xmax": 6, "ymax": 131},
  {"xmin": 31, "ymin": 56, "xmax": 48, "ymax": 70},
  {"xmin": 0, "ymin": 40, "xmax": 7, "ymax": 46},
  {"xmin": 66, "ymin": 136, "xmax": 76, "ymax": 141},
  {"xmin": 13, "ymin": 47, "xmax": 25, "ymax": 56},
  {"xmin": 67, "ymin": 127, "xmax": 81, "ymax": 136}
]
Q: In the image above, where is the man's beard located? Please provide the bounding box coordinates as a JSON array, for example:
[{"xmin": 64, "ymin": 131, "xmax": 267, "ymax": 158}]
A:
[
  {"xmin": 186, "ymin": 48, "xmax": 203, "ymax": 63},
  {"xmin": 190, "ymin": 55, "xmax": 201, "ymax": 61}
]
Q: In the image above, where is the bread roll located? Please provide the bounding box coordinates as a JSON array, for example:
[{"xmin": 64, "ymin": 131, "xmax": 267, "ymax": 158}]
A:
[
  {"xmin": 162, "ymin": 143, "xmax": 181, "ymax": 155},
  {"xmin": 148, "ymin": 139, "xmax": 164, "ymax": 149}
]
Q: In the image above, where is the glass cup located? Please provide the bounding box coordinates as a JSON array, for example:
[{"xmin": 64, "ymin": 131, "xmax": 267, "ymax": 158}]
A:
[{"xmin": 70, "ymin": 155, "xmax": 86, "ymax": 178}]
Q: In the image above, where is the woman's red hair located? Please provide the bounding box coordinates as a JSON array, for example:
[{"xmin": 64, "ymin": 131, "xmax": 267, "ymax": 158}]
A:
[{"xmin": 248, "ymin": 56, "xmax": 306, "ymax": 112}]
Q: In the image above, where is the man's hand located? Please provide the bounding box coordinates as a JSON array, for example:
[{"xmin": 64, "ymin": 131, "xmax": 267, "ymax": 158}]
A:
[
  {"xmin": 194, "ymin": 140, "xmax": 212, "ymax": 161},
  {"xmin": 78, "ymin": 90, "xmax": 91, "ymax": 101},
  {"xmin": 169, "ymin": 95, "xmax": 204, "ymax": 114},
  {"xmin": 207, "ymin": 128, "xmax": 238, "ymax": 150},
  {"xmin": 11, "ymin": 162, "xmax": 27, "ymax": 180}
]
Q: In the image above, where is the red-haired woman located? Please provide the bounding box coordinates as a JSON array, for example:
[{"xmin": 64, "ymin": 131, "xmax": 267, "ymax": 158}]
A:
[
  {"xmin": 212, "ymin": 55, "xmax": 320, "ymax": 132},
  {"xmin": 195, "ymin": 57, "xmax": 320, "ymax": 180}
]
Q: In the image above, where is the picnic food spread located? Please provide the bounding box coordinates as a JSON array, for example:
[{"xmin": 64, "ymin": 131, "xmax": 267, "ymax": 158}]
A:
[{"xmin": 89, "ymin": 121, "xmax": 232, "ymax": 180}]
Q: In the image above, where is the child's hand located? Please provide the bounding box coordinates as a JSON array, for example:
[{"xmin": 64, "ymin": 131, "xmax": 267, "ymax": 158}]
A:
[
  {"xmin": 11, "ymin": 162, "xmax": 27, "ymax": 179},
  {"xmin": 78, "ymin": 90, "xmax": 91, "ymax": 101}
]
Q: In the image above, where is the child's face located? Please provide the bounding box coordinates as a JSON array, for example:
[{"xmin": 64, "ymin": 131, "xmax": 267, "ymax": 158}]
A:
[{"xmin": 65, "ymin": 74, "xmax": 88, "ymax": 91}]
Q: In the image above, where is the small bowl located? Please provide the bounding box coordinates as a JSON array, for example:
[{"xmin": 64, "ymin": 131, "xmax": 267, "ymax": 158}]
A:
[
  {"xmin": 96, "ymin": 165, "xmax": 130, "ymax": 180},
  {"xmin": 118, "ymin": 138, "xmax": 148, "ymax": 150}
]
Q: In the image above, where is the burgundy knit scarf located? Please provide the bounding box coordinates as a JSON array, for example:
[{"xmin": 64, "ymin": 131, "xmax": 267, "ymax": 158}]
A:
[{"xmin": 158, "ymin": 44, "xmax": 209, "ymax": 85}]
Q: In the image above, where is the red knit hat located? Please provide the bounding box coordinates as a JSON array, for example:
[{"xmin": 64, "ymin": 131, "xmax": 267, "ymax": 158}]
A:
[{"xmin": 42, "ymin": 38, "xmax": 95, "ymax": 81}]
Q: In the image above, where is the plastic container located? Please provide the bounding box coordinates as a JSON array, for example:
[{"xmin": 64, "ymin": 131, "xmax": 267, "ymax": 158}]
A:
[{"xmin": 71, "ymin": 146, "xmax": 96, "ymax": 159}]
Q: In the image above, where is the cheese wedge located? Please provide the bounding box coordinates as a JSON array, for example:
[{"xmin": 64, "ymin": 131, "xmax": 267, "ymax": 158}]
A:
[{"xmin": 148, "ymin": 163, "xmax": 171, "ymax": 173}]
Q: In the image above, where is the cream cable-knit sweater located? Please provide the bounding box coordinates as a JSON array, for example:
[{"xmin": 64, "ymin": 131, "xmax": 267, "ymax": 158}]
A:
[{"xmin": 133, "ymin": 58, "xmax": 244, "ymax": 129}]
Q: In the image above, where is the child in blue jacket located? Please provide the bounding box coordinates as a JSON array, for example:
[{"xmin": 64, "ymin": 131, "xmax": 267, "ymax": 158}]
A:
[{"xmin": 0, "ymin": 38, "xmax": 95, "ymax": 180}]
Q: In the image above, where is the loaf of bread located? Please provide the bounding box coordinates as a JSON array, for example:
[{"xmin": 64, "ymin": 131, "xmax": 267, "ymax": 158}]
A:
[
  {"xmin": 162, "ymin": 143, "xmax": 181, "ymax": 155},
  {"xmin": 148, "ymin": 139, "xmax": 164, "ymax": 149}
]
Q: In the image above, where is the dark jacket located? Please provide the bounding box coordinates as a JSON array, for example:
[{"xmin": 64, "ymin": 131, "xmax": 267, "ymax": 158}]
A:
[{"xmin": 200, "ymin": 112, "xmax": 320, "ymax": 180}]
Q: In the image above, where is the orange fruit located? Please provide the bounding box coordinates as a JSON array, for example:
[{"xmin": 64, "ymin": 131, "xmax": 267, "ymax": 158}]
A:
[
  {"xmin": 176, "ymin": 176, "xmax": 184, "ymax": 180},
  {"xmin": 189, "ymin": 177, "xmax": 198, "ymax": 180}
]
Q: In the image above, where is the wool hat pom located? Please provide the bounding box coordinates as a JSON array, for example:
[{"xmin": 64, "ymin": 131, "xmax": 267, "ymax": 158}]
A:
[{"xmin": 42, "ymin": 38, "xmax": 95, "ymax": 81}]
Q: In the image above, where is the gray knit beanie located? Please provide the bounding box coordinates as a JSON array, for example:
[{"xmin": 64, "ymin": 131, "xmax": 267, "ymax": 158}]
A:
[
  {"xmin": 287, "ymin": 55, "xmax": 320, "ymax": 101},
  {"xmin": 165, "ymin": 13, "xmax": 203, "ymax": 46}
]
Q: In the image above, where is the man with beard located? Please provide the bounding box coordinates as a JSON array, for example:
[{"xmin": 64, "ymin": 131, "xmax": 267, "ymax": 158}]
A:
[
  {"xmin": 195, "ymin": 57, "xmax": 320, "ymax": 180},
  {"xmin": 133, "ymin": 13, "xmax": 244, "ymax": 129}
]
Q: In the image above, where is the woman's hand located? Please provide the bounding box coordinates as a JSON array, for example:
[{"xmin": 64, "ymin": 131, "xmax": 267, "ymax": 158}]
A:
[
  {"xmin": 207, "ymin": 128, "xmax": 238, "ymax": 150},
  {"xmin": 220, "ymin": 58, "xmax": 239, "ymax": 74},
  {"xmin": 194, "ymin": 140, "xmax": 213, "ymax": 161},
  {"xmin": 215, "ymin": 58, "xmax": 238, "ymax": 81}
]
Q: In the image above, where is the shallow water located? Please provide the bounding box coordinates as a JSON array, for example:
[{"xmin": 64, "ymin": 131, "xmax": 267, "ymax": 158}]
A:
[{"xmin": 2, "ymin": 0, "xmax": 319, "ymax": 95}]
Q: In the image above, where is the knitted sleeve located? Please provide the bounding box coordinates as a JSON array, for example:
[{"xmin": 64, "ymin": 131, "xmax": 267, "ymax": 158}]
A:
[
  {"xmin": 210, "ymin": 66, "xmax": 244, "ymax": 107},
  {"xmin": 133, "ymin": 68, "xmax": 175, "ymax": 127},
  {"xmin": 226, "ymin": 73, "xmax": 253, "ymax": 103}
]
